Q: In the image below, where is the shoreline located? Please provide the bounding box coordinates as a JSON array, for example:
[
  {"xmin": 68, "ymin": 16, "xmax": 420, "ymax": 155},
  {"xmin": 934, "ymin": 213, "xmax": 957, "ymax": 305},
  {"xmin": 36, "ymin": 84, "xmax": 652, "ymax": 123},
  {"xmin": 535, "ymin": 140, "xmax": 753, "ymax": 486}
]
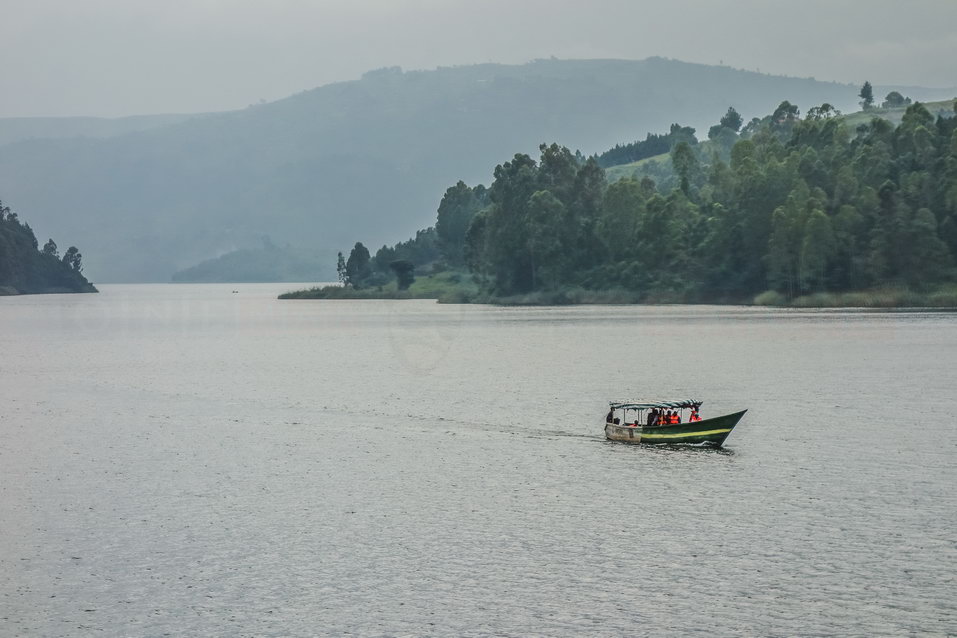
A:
[
  {"xmin": 0, "ymin": 284, "xmax": 98, "ymax": 296},
  {"xmin": 278, "ymin": 276, "xmax": 957, "ymax": 309}
]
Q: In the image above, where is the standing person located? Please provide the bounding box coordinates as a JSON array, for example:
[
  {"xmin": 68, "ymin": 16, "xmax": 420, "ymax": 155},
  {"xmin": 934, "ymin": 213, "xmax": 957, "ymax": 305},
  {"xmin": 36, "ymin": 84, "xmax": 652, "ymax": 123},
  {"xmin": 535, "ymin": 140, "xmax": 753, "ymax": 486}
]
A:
[
  {"xmin": 647, "ymin": 408, "xmax": 656, "ymax": 426},
  {"xmin": 606, "ymin": 408, "xmax": 615, "ymax": 424}
]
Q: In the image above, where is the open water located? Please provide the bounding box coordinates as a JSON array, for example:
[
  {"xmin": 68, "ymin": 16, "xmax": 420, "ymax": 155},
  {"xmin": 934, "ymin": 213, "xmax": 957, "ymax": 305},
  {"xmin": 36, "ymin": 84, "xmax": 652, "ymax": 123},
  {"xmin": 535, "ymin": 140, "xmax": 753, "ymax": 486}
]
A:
[{"xmin": 1, "ymin": 284, "xmax": 955, "ymax": 637}]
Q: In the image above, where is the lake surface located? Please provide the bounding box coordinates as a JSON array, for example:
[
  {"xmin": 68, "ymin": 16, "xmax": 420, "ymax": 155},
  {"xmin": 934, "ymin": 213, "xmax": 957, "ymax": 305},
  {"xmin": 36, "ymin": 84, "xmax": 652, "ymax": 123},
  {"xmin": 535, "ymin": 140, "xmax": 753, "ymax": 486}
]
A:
[{"xmin": 2, "ymin": 284, "xmax": 955, "ymax": 637}]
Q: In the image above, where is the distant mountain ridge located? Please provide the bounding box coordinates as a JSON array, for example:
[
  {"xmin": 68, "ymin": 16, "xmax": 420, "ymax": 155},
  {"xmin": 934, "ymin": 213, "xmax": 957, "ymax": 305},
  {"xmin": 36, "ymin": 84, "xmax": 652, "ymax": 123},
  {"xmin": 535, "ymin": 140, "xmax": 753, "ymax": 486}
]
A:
[
  {"xmin": 1, "ymin": 57, "xmax": 953, "ymax": 282},
  {"xmin": 0, "ymin": 113, "xmax": 203, "ymax": 147}
]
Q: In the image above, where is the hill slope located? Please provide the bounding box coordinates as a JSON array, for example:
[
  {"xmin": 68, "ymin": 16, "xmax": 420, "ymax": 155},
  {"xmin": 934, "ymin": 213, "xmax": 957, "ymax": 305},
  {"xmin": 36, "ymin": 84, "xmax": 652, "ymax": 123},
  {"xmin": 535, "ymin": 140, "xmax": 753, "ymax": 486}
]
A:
[
  {"xmin": 1, "ymin": 57, "xmax": 953, "ymax": 282},
  {"xmin": 0, "ymin": 202, "xmax": 97, "ymax": 295},
  {"xmin": 0, "ymin": 113, "xmax": 201, "ymax": 147}
]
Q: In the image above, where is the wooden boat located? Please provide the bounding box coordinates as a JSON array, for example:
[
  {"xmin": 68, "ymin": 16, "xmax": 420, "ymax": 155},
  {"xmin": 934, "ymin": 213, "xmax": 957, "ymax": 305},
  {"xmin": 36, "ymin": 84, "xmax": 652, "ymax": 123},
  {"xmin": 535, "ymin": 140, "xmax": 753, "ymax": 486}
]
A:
[{"xmin": 604, "ymin": 400, "xmax": 746, "ymax": 447}]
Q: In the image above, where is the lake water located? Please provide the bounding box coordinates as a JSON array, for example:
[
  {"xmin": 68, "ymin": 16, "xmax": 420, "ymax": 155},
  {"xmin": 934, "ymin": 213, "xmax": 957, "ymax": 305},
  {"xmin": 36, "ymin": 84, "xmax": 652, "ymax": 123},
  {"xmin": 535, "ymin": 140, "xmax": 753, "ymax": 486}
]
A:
[{"xmin": 2, "ymin": 284, "xmax": 955, "ymax": 637}]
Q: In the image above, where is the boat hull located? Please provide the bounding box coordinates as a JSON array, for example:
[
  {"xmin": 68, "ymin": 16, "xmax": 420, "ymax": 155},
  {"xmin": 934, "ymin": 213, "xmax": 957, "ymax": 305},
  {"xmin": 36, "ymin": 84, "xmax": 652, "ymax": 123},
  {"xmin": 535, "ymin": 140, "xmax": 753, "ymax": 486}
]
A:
[{"xmin": 604, "ymin": 410, "xmax": 747, "ymax": 447}]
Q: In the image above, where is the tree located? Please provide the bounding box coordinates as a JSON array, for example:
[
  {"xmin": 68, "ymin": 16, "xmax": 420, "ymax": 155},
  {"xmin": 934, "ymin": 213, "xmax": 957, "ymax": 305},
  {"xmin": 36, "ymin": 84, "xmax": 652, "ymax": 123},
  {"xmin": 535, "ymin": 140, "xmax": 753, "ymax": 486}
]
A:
[
  {"xmin": 485, "ymin": 153, "xmax": 539, "ymax": 293},
  {"xmin": 670, "ymin": 142, "xmax": 698, "ymax": 195},
  {"xmin": 62, "ymin": 246, "xmax": 82, "ymax": 272},
  {"xmin": 344, "ymin": 242, "xmax": 371, "ymax": 288},
  {"xmin": 524, "ymin": 190, "xmax": 567, "ymax": 289},
  {"xmin": 42, "ymin": 239, "xmax": 59, "ymax": 258},
  {"xmin": 901, "ymin": 208, "xmax": 952, "ymax": 285},
  {"xmin": 435, "ymin": 181, "xmax": 487, "ymax": 266},
  {"xmin": 336, "ymin": 252, "xmax": 346, "ymax": 285},
  {"xmin": 463, "ymin": 211, "xmax": 489, "ymax": 279},
  {"xmin": 389, "ymin": 259, "xmax": 415, "ymax": 290},
  {"xmin": 537, "ymin": 143, "xmax": 578, "ymax": 205},
  {"xmin": 771, "ymin": 101, "xmax": 800, "ymax": 123},
  {"xmin": 806, "ymin": 103, "xmax": 840, "ymax": 120},
  {"xmin": 882, "ymin": 91, "xmax": 911, "ymax": 108},
  {"xmin": 799, "ymin": 209, "xmax": 834, "ymax": 292},
  {"xmin": 598, "ymin": 178, "xmax": 645, "ymax": 261},
  {"xmin": 720, "ymin": 106, "xmax": 743, "ymax": 132},
  {"xmin": 859, "ymin": 81, "xmax": 874, "ymax": 110}
]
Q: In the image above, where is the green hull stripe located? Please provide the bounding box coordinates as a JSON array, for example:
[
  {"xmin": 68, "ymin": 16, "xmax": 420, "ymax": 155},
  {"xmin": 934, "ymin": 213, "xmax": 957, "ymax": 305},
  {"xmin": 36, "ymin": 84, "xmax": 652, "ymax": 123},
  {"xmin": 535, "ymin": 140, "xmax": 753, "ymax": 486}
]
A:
[{"xmin": 639, "ymin": 428, "xmax": 731, "ymax": 439}]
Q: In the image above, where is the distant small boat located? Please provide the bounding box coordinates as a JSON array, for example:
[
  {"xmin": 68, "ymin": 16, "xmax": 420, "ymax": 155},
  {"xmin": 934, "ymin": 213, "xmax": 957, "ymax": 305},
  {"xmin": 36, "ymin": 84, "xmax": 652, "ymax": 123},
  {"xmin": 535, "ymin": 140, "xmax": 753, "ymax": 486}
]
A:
[{"xmin": 604, "ymin": 400, "xmax": 746, "ymax": 447}]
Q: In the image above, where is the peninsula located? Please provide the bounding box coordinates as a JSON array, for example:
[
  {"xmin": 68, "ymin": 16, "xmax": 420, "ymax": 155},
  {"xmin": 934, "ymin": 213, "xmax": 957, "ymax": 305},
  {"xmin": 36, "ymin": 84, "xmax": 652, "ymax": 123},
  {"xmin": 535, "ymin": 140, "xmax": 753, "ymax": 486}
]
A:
[
  {"xmin": 282, "ymin": 94, "xmax": 957, "ymax": 307},
  {"xmin": 0, "ymin": 200, "xmax": 97, "ymax": 295}
]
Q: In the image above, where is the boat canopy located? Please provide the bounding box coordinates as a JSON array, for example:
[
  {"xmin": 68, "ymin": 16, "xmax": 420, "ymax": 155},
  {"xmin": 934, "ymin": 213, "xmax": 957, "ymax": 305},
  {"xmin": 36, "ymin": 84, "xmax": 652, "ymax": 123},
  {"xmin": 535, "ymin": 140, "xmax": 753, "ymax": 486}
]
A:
[{"xmin": 610, "ymin": 399, "xmax": 702, "ymax": 410}]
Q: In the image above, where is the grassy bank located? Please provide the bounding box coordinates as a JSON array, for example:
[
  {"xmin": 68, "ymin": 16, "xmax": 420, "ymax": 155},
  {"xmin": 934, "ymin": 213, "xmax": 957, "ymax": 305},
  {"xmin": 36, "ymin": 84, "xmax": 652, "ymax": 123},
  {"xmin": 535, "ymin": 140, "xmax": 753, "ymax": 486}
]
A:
[
  {"xmin": 278, "ymin": 271, "xmax": 480, "ymax": 302},
  {"xmin": 753, "ymin": 285, "xmax": 957, "ymax": 308},
  {"xmin": 281, "ymin": 274, "xmax": 957, "ymax": 308}
]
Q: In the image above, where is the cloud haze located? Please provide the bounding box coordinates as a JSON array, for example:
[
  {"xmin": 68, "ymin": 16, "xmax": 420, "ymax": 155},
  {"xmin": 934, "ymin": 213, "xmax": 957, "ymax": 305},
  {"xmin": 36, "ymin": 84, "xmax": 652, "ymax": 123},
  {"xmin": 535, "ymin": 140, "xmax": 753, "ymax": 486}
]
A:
[{"xmin": 3, "ymin": 0, "xmax": 956, "ymax": 118}]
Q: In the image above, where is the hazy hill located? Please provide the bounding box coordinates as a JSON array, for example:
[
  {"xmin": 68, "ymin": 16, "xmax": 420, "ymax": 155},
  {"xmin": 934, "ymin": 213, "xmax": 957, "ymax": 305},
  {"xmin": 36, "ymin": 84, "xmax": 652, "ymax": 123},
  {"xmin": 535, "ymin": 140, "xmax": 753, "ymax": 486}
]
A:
[
  {"xmin": 1, "ymin": 57, "xmax": 953, "ymax": 282},
  {"xmin": 0, "ymin": 113, "xmax": 201, "ymax": 147}
]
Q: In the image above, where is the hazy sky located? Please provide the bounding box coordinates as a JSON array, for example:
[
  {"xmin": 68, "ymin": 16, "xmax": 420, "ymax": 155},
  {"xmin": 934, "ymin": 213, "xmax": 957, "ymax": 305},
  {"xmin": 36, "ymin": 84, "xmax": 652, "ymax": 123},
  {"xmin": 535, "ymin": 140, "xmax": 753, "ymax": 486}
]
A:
[{"xmin": 3, "ymin": 0, "xmax": 956, "ymax": 118}]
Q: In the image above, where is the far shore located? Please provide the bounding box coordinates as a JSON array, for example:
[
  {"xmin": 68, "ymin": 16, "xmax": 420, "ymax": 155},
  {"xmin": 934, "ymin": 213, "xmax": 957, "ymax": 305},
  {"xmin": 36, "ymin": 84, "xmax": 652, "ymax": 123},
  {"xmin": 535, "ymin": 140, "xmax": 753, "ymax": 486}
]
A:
[
  {"xmin": 0, "ymin": 284, "xmax": 98, "ymax": 296},
  {"xmin": 278, "ymin": 274, "xmax": 957, "ymax": 309}
]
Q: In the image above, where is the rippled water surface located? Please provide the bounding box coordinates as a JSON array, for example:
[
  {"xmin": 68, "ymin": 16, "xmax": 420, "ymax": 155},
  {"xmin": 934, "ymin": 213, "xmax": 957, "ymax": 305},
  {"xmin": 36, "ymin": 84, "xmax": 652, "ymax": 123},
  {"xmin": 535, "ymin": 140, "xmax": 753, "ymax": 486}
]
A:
[{"xmin": 2, "ymin": 284, "xmax": 956, "ymax": 636}]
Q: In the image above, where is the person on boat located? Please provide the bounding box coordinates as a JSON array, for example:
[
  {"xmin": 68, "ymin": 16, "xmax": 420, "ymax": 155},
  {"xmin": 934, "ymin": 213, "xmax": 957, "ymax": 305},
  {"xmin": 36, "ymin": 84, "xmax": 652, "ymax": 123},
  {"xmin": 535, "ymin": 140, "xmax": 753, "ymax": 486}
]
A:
[
  {"xmin": 647, "ymin": 409, "xmax": 657, "ymax": 426},
  {"xmin": 606, "ymin": 408, "xmax": 614, "ymax": 424},
  {"xmin": 690, "ymin": 408, "xmax": 701, "ymax": 422},
  {"xmin": 675, "ymin": 410, "xmax": 682, "ymax": 424}
]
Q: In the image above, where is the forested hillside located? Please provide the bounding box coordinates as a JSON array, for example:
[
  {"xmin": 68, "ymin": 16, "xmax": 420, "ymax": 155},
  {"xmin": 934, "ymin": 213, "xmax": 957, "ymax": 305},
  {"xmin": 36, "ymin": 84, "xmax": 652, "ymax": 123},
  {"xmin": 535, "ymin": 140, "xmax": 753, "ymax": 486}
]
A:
[
  {"xmin": 327, "ymin": 98, "xmax": 957, "ymax": 305},
  {"xmin": 0, "ymin": 200, "xmax": 96, "ymax": 295},
  {"xmin": 3, "ymin": 57, "xmax": 949, "ymax": 283}
]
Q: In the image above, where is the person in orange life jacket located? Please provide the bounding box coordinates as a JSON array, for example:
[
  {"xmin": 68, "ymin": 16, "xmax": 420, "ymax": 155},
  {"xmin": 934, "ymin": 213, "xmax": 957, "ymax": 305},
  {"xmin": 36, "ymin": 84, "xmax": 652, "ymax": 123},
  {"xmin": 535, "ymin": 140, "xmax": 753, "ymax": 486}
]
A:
[
  {"xmin": 675, "ymin": 410, "xmax": 681, "ymax": 424},
  {"xmin": 690, "ymin": 408, "xmax": 701, "ymax": 422}
]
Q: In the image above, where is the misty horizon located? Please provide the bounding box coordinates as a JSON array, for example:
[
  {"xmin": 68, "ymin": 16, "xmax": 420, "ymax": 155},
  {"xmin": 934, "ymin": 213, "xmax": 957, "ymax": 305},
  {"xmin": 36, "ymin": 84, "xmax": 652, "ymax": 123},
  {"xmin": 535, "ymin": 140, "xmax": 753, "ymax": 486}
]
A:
[
  {"xmin": 4, "ymin": 55, "xmax": 956, "ymax": 123},
  {"xmin": 3, "ymin": 0, "xmax": 956, "ymax": 119}
]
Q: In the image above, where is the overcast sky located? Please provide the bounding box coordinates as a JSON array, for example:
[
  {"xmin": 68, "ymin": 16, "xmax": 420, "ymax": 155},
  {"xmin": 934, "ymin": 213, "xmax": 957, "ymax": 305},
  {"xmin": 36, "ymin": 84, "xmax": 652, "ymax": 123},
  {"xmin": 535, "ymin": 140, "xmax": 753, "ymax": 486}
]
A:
[{"xmin": 3, "ymin": 0, "xmax": 955, "ymax": 118}]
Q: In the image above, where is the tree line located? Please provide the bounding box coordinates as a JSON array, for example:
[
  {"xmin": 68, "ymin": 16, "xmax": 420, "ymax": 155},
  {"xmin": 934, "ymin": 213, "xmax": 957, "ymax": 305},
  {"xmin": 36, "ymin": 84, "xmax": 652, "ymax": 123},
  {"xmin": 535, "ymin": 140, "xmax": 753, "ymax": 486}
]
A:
[
  {"xmin": 337, "ymin": 95, "xmax": 957, "ymax": 301},
  {"xmin": 0, "ymin": 199, "xmax": 95, "ymax": 294}
]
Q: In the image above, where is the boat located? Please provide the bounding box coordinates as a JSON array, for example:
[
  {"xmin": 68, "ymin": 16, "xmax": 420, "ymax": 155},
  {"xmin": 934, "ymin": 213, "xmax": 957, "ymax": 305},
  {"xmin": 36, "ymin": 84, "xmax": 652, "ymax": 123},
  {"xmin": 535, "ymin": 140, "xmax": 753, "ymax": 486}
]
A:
[{"xmin": 604, "ymin": 399, "xmax": 746, "ymax": 447}]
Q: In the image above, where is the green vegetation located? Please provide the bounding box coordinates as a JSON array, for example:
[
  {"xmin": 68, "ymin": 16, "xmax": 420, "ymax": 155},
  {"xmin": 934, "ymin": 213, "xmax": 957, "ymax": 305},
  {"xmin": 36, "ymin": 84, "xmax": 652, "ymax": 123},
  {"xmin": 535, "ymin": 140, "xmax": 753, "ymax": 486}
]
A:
[
  {"xmin": 596, "ymin": 124, "xmax": 698, "ymax": 168},
  {"xmin": 859, "ymin": 81, "xmax": 875, "ymax": 111},
  {"xmin": 8, "ymin": 57, "xmax": 947, "ymax": 283},
  {"xmin": 755, "ymin": 284, "xmax": 957, "ymax": 308},
  {"xmin": 284, "ymin": 93, "xmax": 957, "ymax": 307},
  {"xmin": 605, "ymin": 152, "xmax": 671, "ymax": 182},
  {"xmin": 279, "ymin": 270, "xmax": 477, "ymax": 302},
  {"xmin": 840, "ymin": 97, "xmax": 956, "ymax": 130},
  {"xmin": 0, "ymin": 199, "xmax": 96, "ymax": 295}
]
